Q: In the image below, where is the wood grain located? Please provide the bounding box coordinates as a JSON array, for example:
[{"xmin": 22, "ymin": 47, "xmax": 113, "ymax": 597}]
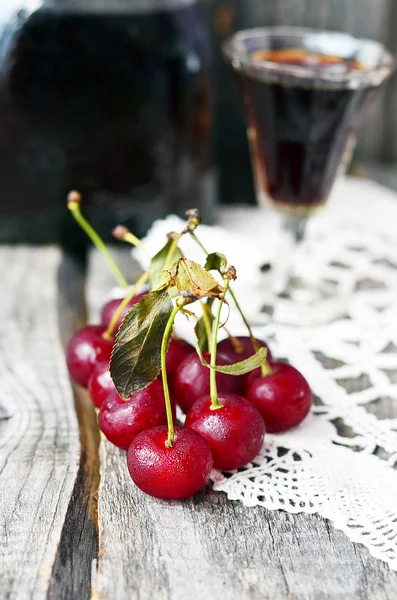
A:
[
  {"xmin": 47, "ymin": 252, "xmax": 99, "ymax": 600},
  {"xmin": 0, "ymin": 247, "xmax": 81, "ymax": 599},
  {"xmin": 90, "ymin": 248, "xmax": 397, "ymax": 600}
]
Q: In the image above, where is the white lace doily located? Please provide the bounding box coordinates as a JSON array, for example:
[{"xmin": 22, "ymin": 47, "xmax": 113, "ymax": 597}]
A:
[{"xmin": 133, "ymin": 177, "xmax": 397, "ymax": 571}]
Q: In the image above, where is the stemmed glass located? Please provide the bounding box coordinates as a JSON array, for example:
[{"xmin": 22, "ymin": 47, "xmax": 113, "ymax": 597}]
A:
[{"xmin": 222, "ymin": 28, "xmax": 394, "ymax": 324}]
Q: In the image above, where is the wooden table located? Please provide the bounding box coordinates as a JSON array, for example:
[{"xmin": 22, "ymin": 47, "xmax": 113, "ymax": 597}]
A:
[{"xmin": 1, "ymin": 244, "xmax": 397, "ymax": 600}]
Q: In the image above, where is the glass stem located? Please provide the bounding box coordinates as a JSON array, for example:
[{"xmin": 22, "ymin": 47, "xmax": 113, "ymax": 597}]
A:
[{"xmin": 273, "ymin": 215, "xmax": 308, "ymax": 298}]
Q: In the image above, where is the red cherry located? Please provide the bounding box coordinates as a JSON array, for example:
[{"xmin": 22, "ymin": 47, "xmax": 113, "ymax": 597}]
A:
[
  {"xmin": 218, "ymin": 336, "xmax": 273, "ymax": 364},
  {"xmin": 217, "ymin": 336, "xmax": 274, "ymax": 388},
  {"xmin": 101, "ymin": 291, "xmax": 147, "ymax": 332},
  {"xmin": 185, "ymin": 393, "xmax": 265, "ymax": 470},
  {"xmin": 88, "ymin": 361, "xmax": 115, "ymax": 408},
  {"xmin": 127, "ymin": 425, "xmax": 213, "ymax": 500},
  {"xmin": 66, "ymin": 325, "xmax": 113, "ymax": 387},
  {"xmin": 173, "ymin": 352, "xmax": 242, "ymax": 414},
  {"xmin": 98, "ymin": 379, "xmax": 175, "ymax": 450},
  {"xmin": 166, "ymin": 338, "xmax": 195, "ymax": 390},
  {"xmin": 245, "ymin": 362, "xmax": 312, "ymax": 433}
]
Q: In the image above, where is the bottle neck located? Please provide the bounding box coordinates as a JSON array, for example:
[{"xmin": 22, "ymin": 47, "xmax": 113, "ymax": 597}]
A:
[{"xmin": 44, "ymin": 0, "xmax": 197, "ymax": 13}]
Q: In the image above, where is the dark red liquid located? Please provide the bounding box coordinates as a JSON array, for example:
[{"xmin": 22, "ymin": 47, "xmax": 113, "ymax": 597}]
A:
[
  {"xmin": 0, "ymin": 6, "xmax": 212, "ymax": 233},
  {"xmin": 235, "ymin": 48, "xmax": 376, "ymax": 214}
]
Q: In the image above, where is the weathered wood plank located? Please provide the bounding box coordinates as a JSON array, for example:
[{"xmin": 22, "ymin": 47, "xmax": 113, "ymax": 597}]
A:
[
  {"xmin": 90, "ymin": 247, "xmax": 397, "ymax": 600},
  {"xmin": 0, "ymin": 247, "xmax": 81, "ymax": 600},
  {"xmin": 47, "ymin": 252, "xmax": 99, "ymax": 600}
]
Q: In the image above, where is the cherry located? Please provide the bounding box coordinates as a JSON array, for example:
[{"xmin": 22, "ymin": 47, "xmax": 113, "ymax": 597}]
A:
[
  {"xmin": 245, "ymin": 362, "xmax": 312, "ymax": 433},
  {"xmin": 127, "ymin": 425, "xmax": 213, "ymax": 500},
  {"xmin": 88, "ymin": 361, "xmax": 115, "ymax": 408},
  {"xmin": 166, "ymin": 338, "xmax": 195, "ymax": 390},
  {"xmin": 185, "ymin": 393, "xmax": 265, "ymax": 470},
  {"xmin": 218, "ymin": 335, "xmax": 273, "ymax": 364},
  {"xmin": 98, "ymin": 379, "xmax": 175, "ymax": 450},
  {"xmin": 173, "ymin": 352, "xmax": 242, "ymax": 414},
  {"xmin": 66, "ymin": 325, "xmax": 113, "ymax": 387},
  {"xmin": 244, "ymin": 364, "xmax": 273, "ymax": 387},
  {"xmin": 101, "ymin": 291, "xmax": 147, "ymax": 332}
]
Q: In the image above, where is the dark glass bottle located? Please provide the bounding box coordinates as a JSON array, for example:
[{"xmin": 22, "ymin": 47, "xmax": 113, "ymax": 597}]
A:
[{"xmin": 0, "ymin": 0, "xmax": 214, "ymax": 244}]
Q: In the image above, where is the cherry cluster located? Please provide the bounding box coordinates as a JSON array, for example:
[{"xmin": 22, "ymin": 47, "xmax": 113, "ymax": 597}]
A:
[{"xmin": 66, "ymin": 195, "xmax": 312, "ymax": 501}]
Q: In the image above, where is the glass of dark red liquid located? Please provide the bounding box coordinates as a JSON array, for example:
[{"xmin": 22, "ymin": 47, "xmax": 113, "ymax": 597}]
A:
[{"xmin": 223, "ymin": 28, "xmax": 394, "ymax": 324}]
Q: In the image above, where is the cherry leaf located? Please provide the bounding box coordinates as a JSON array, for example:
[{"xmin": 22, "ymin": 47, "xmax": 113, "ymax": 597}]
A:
[
  {"xmin": 149, "ymin": 238, "xmax": 182, "ymax": 289},
  {"xmin": 173, "ymin": 258, "xmax": 225, "ymax": 299},
  {"xmin": 194, "ymin": 333, "xmax": 268, "ymax": 375},
  {"xmin": 110, "ymin": 290, "xmax": 173, "ymax": 398},
  {"xmin": 204, "ymin": 252, "xmax": 227, "ymax": 273}
]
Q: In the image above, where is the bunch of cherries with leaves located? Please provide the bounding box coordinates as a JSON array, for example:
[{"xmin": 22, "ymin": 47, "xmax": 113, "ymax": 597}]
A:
[{"xmin": 66, "ymin": 193, "xmax": 312, "ymax": 501}]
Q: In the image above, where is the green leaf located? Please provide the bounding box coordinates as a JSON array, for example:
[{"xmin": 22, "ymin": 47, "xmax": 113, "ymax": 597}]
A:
[
  {"xmin": 149, "ymin": 239, "xmax": 182, "ymax": 289},
  {"xmin": 110, "ymin": 290, "xmax": 173, "ymax": 398},
  {"xmin": 204, "ymin": 252, "xmax": 227, "ymax": 273},
  {"xmin": 173, "ymin": 258, "xmax": 225, "ymax": 299},
  {"xmin": 194, "ymin": 336, "xmax": 268, "ymax": 376}
]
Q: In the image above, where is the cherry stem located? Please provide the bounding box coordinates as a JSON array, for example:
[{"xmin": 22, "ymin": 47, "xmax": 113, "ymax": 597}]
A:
[
  {"xmin": 209, "ymin": 280, "xmax": 230, "ymax": 410},
  {"xmin": 190, "ymin": 230, "xmax": 272, "ymax": 378},
  {"xmin": 179, "ymin": 229, "xmax": 214, "ymax": 349},
  {"xmin": 161, "ymin": 302, "xmax": 183, "ymax": 447},
  {"xmin": 67, "ymin": 195, "xmax": 128, "ymax": 289},
  {"xmin": 189, "ymin": 231, "xmax": 208, "ymax": 256},
  {"xmin": 226, "ymin": 332, "xmax": 245, "ymax": 354},
  {"xmin": 112, "ymin": 225, "xmax": 152, "ymax": 260},
  {"xmin": 164, "ymin": 234, "xmax": 182, "ymax": 271},
  {"xmin": 228, "ymin": 287, "xmax": 272, "ymax": 377},
  {"xmin": 102, "ymin": 271, "xmax": 149, "ymax": 340}
]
